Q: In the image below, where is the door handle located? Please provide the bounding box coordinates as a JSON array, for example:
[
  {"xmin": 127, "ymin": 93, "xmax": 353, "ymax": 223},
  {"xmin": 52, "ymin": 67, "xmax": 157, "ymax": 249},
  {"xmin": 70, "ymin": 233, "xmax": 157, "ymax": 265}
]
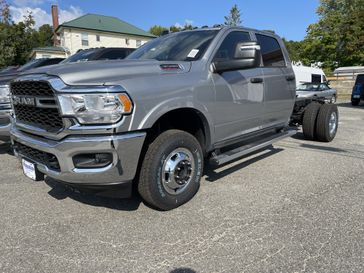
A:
[
  {"xmin": 250, "ymin": 77, "xmax": 263, "ymax": 83},
  {"xmin": 286, "ymin": 75, "xmax": 296, "ymax": 81}
]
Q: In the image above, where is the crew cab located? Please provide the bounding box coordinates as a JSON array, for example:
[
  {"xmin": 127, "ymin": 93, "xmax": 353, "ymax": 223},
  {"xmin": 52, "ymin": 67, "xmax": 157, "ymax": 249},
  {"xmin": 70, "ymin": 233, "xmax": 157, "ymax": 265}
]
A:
[{"xmin": 9, "ymin": 27, "xmax": 339, "ymax": 210}]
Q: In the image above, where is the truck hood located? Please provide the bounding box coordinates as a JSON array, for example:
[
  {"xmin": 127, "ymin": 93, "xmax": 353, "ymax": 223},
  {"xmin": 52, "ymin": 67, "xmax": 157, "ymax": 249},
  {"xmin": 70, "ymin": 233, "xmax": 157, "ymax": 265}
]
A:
[
  {"xmin": 20, "ymin": 59, "xmax": 192, "ymax": 85},
  {"xmin": 0, "ymin": 71, "xmax": 20, "ymax": 85}
]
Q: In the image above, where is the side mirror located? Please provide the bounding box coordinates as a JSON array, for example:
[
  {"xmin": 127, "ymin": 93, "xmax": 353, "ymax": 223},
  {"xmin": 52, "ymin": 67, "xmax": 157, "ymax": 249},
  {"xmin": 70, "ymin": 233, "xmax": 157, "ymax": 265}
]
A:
[{"xmin": 213, "ymin": 42, "xmax": 261, "ymax": 73}]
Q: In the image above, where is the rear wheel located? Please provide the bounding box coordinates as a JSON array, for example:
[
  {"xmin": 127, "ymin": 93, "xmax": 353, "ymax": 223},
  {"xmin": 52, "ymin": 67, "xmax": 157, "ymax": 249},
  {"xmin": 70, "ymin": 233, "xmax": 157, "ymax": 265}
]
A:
[
  {"xmin": 351, "ymin": 99, "xmax": 360, "ymax": 106},
  {"xmin": 138, "ymin": 130, "xmax": 203, "ymax": 211},
  {"xmin": 302, "ymin": 102, "xmax": 321, "ymax": 140},
  {"xmin": 316, "ymin": 104, "xmax": 339, "ymax": 142}
]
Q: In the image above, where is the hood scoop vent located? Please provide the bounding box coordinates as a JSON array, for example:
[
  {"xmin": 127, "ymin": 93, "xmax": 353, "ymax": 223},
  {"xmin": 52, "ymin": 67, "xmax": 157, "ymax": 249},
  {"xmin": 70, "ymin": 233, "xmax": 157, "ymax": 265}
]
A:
[{"xmin": 160, "ymin": 64, "xmax": 183, "ymax": 71}]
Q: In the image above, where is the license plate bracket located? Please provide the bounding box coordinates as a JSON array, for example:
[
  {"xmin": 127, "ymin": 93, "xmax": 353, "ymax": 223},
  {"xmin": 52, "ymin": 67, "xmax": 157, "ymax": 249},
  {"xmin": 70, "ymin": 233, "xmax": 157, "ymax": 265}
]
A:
[{"xmin": 22, "ymin": 159, "xmax": 44, "ymax": 181}]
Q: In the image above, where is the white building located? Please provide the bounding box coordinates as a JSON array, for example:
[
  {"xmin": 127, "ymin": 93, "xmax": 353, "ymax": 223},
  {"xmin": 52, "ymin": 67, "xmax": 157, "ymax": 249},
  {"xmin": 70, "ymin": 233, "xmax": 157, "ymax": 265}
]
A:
[
  {"xmin": 30, "ymin": 46, "xmax": 70, "ymax": 59},
  {"xmin": 54, "ymin": 13, "xmax": 155, "ymax": 56}
]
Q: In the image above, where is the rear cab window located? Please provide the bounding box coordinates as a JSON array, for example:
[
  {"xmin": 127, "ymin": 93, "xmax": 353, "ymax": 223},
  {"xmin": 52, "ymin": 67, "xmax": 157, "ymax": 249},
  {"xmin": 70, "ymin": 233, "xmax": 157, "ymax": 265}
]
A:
[{"xmin": 255, "ymin": 33, "xmax": 286, "ymax": 67}]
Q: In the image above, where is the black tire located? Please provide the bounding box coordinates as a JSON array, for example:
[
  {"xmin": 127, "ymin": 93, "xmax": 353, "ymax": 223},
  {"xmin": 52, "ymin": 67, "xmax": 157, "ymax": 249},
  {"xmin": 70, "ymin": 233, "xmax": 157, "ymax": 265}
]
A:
[
  {"xmin": 138, "ymin": 130, "xmax": 203, "ymax": 211},
  {"xmin": 351, "ymin": 99, "xmax": 360, "ymax": 106},
  {"xmin": 316, "ymin": 104, "xmax": 339, "ymax": 142},
  {"xmin": 302, "ymin": 102, "xmax": 321, "ymax": 140}
]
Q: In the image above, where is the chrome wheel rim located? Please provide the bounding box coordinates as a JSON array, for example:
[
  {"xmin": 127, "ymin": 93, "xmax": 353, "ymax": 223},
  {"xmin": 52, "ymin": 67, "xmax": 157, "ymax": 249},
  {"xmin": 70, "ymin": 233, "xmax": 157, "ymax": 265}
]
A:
[
  {"xmin": 329, "ymin": 112, "xmax": 337, "ymax": 136},
  {"xmin": 161, "ymin": 148, "xmax": 195, "ymax": 195}
]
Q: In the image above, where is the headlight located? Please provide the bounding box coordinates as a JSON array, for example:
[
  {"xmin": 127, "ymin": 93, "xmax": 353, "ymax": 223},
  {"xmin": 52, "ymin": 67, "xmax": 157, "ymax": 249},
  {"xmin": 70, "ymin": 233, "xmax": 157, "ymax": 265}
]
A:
[
  {"xmin": 58, "ymin": 93, "xmax": 133, "ymax": 124},
  {"xmin": 0, "ymin": 85, "xmax": 10, "ymax": 104}
]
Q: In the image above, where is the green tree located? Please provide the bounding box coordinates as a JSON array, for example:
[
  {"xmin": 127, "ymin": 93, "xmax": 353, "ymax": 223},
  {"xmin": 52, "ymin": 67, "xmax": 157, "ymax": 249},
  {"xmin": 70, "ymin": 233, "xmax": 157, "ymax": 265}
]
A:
[
  {"xmin": 169, "ymin": 25, "xmax": 181, "ymax": 33},
  {"xmin": 31, "ymin": 24, "xmax": 54, "ymax": 47},
  {"xmin": 0, "ymin": 0, "xmax": 10, "ymax": 24},
  {"xmin": 0, "ymin": 0, "xmax": 56, "ymax": 68},
  {"xmin": 302, "ymin": 0, "xmax": 364, "ymax": 70},
  {"xmin": 224, "ymin": 4, "xmax": 242, "ymax": 26},
  {"xmin": 283, "ymin": 38, "xmax": 305, "ymax": 62},
  {"xmin": 149, "ymin": 25, "xmax": 168, "ymax": 36}
]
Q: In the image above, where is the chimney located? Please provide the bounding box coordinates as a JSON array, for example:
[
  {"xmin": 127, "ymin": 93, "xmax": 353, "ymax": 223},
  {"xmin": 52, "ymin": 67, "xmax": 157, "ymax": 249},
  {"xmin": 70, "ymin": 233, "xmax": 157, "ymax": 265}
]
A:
[{"xmin": 51, "ymin": 5, "xmax": 59, "ymax": 46}]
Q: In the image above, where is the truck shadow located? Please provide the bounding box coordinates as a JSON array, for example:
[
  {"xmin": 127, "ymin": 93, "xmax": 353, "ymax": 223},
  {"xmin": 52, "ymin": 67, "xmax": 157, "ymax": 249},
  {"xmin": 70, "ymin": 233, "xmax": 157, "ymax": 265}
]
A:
[
  {"xmin": 336, "ymin": 102, "xmax": 364, "ymax": 109},
  {"xmin": 170, "ymin": 268, "xmax": 197, "ymax": 273},
  {"xmin": 45, "ymin": 177, "xmax": 142, "ymax": 211},
  {"xmin": 204, "ymin": 147, "xmax": 283, "ymax": 182},
  {"xmin": 0, "ymin": 139, "xmax": 13, "ymax": 155}
]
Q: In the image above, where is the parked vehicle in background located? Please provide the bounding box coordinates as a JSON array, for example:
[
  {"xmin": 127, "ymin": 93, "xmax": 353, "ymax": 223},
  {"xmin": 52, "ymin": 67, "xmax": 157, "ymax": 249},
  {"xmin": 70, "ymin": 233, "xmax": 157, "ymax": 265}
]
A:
[
  {"xmin": 9, "ymin": 27, "xmax": 338, "ymax": 210},
  {"xmin": 293, "ymin": 64, "xmax": 327, "ymax": 86},
  {"xmin": 61, "ymin": 47, "xmax": 135, "ymax": 64},
  {"xmin": 0, "ymin": 66, "xmax": 19, "ymax": 75},
  {"xmin": 351, "ymin": 74, "xmax": 364, "ymax": 106},
  {"xmin": 296, "ymin": 82, "xmax": 337, "ymax": 103},
  {"xmin": 0, "ymin": 58, "xmax": 64, "ymax": 136}
]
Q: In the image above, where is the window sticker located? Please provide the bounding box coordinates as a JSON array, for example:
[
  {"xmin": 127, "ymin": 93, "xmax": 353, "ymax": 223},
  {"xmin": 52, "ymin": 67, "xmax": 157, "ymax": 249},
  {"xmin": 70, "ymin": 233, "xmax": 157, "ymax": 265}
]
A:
[{"xmin": 187, "ymin": 49, "xmax": 199, "ymax": 58}]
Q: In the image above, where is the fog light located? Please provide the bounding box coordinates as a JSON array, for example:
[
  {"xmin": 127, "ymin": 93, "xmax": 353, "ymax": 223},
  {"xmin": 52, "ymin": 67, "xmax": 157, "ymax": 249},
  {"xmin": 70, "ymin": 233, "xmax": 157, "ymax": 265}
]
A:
[{"xmin": 73, "ymin": 153, "xmax": 113, "ymax": 169}]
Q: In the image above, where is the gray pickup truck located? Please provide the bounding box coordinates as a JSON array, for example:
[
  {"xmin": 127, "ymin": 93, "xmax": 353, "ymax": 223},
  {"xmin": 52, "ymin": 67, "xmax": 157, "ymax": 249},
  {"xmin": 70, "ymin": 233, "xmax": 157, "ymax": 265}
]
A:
[{"xmin": 9, "ymin": 26, "xmax": 338, "ymax": 210}]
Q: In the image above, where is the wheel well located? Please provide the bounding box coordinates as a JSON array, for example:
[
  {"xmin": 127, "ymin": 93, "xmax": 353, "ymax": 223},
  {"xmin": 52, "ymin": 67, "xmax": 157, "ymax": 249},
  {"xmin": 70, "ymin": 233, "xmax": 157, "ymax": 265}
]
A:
[{"xmin": 147, "ymin": 108, "xmax": 210, "ymax": 153}]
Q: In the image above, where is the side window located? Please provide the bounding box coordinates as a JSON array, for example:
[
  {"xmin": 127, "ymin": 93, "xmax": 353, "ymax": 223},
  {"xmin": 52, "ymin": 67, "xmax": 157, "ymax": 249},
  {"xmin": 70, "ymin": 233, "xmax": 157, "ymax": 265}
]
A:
[
  {"xmin": 256, "ymin": 34, "xmax": 285, "ymax": 67},
  {"xmin": 98, "ymin": 50, "xmax": 127, "ymax": 60},
  {"xmin": 213, "ymin": 31, "xmax": 251, "ymax": 61},
  {"xmin": 319, "ymin": 84, "xmax": 329, "ymax": 91}
]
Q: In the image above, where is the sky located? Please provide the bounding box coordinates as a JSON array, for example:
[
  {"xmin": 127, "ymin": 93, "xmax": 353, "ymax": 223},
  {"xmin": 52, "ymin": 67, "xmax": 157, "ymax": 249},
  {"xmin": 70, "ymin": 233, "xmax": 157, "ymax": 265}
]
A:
[{"xmin": 8, "ymin": 0, "xmax": 320, "ymax": 41}]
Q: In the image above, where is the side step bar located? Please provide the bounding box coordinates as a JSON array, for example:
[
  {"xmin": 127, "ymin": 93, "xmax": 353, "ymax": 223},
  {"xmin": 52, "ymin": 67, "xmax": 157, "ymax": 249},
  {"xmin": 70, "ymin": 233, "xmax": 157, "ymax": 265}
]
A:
[{"xmin": 209, "ymin": 129, "xmax": 296, "ymax": 166}]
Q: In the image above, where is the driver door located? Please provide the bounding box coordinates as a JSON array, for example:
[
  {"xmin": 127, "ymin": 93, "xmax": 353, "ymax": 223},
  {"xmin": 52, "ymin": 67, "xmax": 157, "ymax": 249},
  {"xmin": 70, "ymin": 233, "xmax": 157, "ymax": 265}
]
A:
[{"xmin": 211, "ymin": 31, "xmax": 265, "ymax": 143}]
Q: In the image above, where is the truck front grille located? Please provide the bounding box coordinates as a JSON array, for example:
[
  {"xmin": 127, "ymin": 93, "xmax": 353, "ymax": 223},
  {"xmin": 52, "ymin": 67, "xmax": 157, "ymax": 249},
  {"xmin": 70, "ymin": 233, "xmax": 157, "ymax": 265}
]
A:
[
  {"xmin": 11, "ymin": 81, "xmax": 55, "ymax": 97},
  {"xmin": 13, "ymin": 141, "xmax": 60, "ymax": 171},
  {"xmin": 13, "ymin": 105, "xmax": 63, "ymax": 132},
  {"xmin": 10, "ymin": 81, "xmax": 64, "ymax": 133}
]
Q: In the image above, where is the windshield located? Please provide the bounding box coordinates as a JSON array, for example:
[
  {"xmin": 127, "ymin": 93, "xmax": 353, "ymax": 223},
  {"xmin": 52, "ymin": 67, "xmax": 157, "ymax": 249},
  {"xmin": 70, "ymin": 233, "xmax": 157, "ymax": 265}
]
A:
[
  {"xmin": 297, "ymin": 83, "xmax": 319, "ymax": 91},
  {"xmin": 127, "ymin": 30, "xmax": 219, "ymax": 61},
  {"xmin": 355, "ymin": 74, "xmax": 364, "ymax": 85},
  {"xmin": 62, "ymin": 49, "xmax": 98, "ymax": 64},
  {"xmin": 17, "ymin": 59, "xmax": 42, "ymax": 72}
]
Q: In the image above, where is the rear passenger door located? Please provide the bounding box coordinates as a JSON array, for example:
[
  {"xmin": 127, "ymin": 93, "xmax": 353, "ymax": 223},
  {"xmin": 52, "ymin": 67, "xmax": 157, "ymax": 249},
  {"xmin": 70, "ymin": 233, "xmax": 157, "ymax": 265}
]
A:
[{"xmin": 255, "ymin": 33, "xmax": 296, "ymax": 129}]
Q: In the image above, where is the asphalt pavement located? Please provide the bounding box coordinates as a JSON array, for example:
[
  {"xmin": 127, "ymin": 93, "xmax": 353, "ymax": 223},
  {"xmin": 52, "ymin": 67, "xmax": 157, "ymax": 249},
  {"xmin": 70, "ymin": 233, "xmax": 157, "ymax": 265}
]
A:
[{"xmin": 0, "ymin": 101, "xmax": 363, "ymax": 273}]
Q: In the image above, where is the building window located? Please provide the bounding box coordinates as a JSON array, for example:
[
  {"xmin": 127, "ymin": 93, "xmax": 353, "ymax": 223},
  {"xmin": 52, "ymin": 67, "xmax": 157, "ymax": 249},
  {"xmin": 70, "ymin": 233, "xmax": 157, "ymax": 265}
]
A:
[
  {"xmin": 136, "ymin": 40, "xmax": 141, "ymax": 47},
  {"xmin": 60, "ymin": 33, "xmax": 65, "ymax": 46},
  {"xmin": 81, "ymin": 33, "xmax": 89, "ymax": 46},
  {"xmin": 125, "ymin": 38, "xmax": 130, "ymax": 46},
  {"xmin": 96, "ymin": 34, "xmax": 100, "ymax": 42}
]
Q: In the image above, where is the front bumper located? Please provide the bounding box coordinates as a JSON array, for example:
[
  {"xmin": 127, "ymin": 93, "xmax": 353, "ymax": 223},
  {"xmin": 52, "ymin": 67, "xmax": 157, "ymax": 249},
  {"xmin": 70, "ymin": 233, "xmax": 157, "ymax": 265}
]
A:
[
  {"xmin": 11, "ymin": 126, "xmax": 146, "ymax": 186},
  {"xmin": 0, "ymin": 108, "xmax": 11, "ymax": 136}
]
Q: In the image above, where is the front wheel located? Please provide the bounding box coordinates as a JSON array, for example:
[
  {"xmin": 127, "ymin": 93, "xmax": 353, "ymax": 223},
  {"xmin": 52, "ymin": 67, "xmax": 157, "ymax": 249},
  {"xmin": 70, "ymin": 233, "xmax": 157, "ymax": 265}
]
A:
[{"xmin": 138, "ymin": 130, "xmax": 203, "ymax": 210}]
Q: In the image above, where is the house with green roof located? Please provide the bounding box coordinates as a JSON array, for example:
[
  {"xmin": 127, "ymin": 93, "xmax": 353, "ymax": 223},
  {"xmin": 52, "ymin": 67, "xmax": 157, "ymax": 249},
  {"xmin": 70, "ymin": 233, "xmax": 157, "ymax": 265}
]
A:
[
  {"xmin": 30, "ymin": 46, "xmax": 70, "ymax": 59},
  {"xmin": 55, "ymin": 14, "xmax": 155, "ymax": 55}
]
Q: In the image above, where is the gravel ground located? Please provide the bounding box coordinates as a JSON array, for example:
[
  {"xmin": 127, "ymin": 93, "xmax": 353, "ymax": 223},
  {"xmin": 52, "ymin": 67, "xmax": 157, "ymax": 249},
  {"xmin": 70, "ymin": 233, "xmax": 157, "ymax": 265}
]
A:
[{"xmin": 0, "ymin": 102, "xmax": 363, "ymax": 273}]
